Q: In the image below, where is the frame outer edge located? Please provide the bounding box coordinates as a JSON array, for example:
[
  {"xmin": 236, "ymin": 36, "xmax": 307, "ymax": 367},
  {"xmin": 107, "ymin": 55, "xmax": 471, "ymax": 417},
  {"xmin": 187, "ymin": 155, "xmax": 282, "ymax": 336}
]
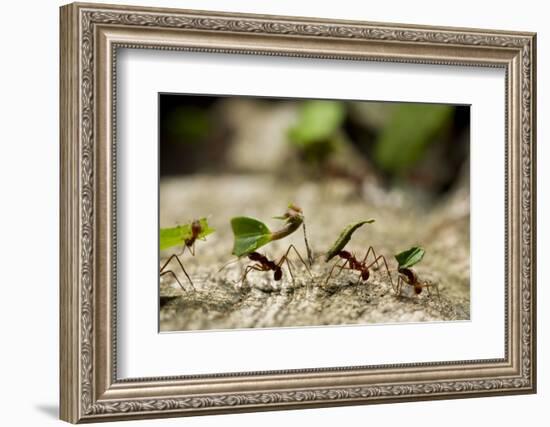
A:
[
  {"xmin": 60, "ymin": 3, "xmax": 81, "ymax": 424},
  {"xmin": 528, "ymin": 33, "xmax": 536, "ymax": 393},
  {"xmin": 60, "ymin": 2, "xmax": 537, "ymax": 422}
]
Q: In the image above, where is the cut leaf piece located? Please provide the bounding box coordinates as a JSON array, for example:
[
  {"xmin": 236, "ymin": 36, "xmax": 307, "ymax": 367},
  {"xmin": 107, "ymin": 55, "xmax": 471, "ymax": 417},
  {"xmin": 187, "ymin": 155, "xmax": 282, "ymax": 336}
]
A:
[
  {"xmin": 231, "ymin": 217, "xmax": 273, "ymax": 257},
  {"xmin": 395, "ymin": 246, "xmax": 425, "ymax": 269},
  {"xmin": 159, "ymin": 218, "xmax": 215, "ymax": 251},
  {"xmin": 325, "ymin": 220, "xmax": 375, "ymax": 262}
]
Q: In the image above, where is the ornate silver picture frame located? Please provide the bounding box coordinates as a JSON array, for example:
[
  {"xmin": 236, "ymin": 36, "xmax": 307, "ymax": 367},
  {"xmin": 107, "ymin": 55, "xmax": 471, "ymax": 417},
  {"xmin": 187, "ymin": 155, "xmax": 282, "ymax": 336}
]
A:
[{"xmin": 60, "ymin": 2, "xmax": 536, "ymax": 423}]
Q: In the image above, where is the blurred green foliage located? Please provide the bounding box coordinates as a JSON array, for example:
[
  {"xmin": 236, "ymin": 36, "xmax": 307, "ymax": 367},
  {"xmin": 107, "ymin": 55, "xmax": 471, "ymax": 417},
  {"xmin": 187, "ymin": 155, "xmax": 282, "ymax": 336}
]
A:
[
  {"xmin": 288, "ymin": 100, "xmax": 345, "ymax": 164},
  {"xmin": 373, "ymin": 104, "xmax": 454, "ymax": 175},
  {"xmin": 164, "ymin": 106, "xmax": 212, "ymax": 144}
]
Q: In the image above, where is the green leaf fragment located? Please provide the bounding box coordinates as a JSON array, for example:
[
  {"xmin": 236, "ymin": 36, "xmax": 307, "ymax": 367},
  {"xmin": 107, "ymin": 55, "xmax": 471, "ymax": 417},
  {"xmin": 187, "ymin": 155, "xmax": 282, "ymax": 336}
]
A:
[
  {"xmin": 395, "ymin": 246, "xmax": 425, "ymax": 269},
  {"xmin": 325, "ymin": 220, "xmax": 375, "ymax": 262},
  {"xmin": 230, "ymin": 217, "xmax": 273, "ymax": 257},
  {"xmin": 159, "ymin": 218, "xmax": 215, "ymax": 251},
  {"xmin": 196, "ymin": 219, "xmax": 215, "ymax": 239}
]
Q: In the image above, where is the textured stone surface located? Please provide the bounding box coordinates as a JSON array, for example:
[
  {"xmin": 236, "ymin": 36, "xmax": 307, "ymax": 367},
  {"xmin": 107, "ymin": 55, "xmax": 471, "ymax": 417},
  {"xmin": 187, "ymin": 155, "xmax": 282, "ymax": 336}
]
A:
[{"xmin": 159, "ymin": 174, "xmax": 470, "ymax": 331}]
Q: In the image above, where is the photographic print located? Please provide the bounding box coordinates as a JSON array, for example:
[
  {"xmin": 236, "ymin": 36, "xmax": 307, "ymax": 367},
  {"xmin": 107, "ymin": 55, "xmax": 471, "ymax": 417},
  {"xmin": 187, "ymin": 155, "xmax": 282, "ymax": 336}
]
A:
[{"xmin": 159, "ymin": 95, "xmax": 471, "ymax": 332}]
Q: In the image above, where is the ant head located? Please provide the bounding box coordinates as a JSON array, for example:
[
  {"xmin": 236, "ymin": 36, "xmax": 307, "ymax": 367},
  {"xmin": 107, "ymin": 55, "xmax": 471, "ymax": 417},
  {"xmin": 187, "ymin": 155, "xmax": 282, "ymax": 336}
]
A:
[
  {"xmin": 274, "ymin": 268, "xmax": 283, "ymax": 281},
  {"xmin": 287, "ymin": 204, "xmax": 304, "ymax": 221},
  {"xmin": 287, "ymin": 203, "xmax": 302, "ymax": 214},
  {"xmin": 361, "ymin": 269, "xmax": 370, "ymax": 281},
  {"xmin": 275, "ymin": 203, "xmax": 304, "ymax": 224}
]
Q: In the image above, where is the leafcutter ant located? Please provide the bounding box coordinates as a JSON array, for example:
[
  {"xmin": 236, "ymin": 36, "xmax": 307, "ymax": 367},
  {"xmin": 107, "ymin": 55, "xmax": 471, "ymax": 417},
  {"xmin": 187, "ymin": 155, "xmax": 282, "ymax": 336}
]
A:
[
  {"xmin": 229, "ymin": 204, "xmax": 313, "ymax": 286},
  {"xmin": 159, "ymin": 217, "xmax": 215, "ymax": 293},
  {"xmin": 324, "ymin": 220, "xmax": 394, "ymax": 289},
  {"xmin": 394, "ymin": 246, "xmax": 440, "ymax": 298}
]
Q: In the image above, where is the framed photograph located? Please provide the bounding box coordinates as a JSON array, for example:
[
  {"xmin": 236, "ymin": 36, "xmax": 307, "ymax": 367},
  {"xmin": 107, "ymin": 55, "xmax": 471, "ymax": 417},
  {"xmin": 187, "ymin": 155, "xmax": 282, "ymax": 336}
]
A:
[{"xmin": 60, "ymin": 2, "xmax": 537, "ymax": 423}]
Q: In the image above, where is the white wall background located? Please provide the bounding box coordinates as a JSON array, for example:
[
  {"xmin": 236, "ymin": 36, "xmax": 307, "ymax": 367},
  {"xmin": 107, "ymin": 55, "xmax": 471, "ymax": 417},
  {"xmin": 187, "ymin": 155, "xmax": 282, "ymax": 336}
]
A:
[{"xmin": 0, "ymin": 0, "xmax": 545, "ymax": 425}]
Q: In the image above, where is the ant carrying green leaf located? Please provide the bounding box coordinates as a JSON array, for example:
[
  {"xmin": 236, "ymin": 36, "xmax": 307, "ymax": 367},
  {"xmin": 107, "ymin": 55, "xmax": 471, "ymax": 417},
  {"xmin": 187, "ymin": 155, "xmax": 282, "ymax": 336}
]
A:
[
  {"xmin": 229, "ymin": 204, "xmax": 312, "ymax": 285},
  {"xmin": 324, "ymin": 220, "xmax": 394, "ymax": 288},
  {"xmin": 159, "ymin": 217, "xmax": 215, "ymax": 293},
  {"xmin": 394, "ymin": 246, "xmax": 439, "ymax": 298}
]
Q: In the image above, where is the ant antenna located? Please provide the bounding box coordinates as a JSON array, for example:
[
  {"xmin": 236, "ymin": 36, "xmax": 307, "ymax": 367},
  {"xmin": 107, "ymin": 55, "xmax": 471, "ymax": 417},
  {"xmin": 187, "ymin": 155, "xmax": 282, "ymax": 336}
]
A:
[
  {"xmin": 302, "ymin": 221, "xmax": 314, "ymax": 267},
  {"xmin": 218, "ymin": 257, "xmax": 240, "ymax": 273}
]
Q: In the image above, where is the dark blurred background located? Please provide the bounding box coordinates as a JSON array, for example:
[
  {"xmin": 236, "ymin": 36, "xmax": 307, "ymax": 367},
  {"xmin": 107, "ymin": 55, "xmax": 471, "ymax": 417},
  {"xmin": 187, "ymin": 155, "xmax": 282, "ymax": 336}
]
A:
[{"xmin": 159, "ymin": 94, "xmax": 469, "ymax": 199}]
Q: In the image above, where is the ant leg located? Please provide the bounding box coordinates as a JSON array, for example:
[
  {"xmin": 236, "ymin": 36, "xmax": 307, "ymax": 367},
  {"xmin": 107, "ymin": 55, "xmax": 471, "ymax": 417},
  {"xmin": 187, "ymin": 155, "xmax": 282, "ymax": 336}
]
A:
[
  {"xmin": 239, "ymin": 265, "xmax": 255, "ymax": 284},
  {"xmin": 160, "ymin": 270, "xmax": 188, "ymax": 294},
  {"xmin": 240, "ymin": 264, "xmax": 256, "ymax": 283},
  {"xmin": 159, "ymin": 253, "xmax": 177, "ymax": 274},
  {"xmin": 160, "ymin": 253, "xmax": 195, "ymax": 291},
  {"xmin": 424, "ymin": 283, "xmax": 440, "ymax": 299},
  {"xmin": 337, "ymin": 265, "xmax": 364, "ymax": 286},
  {"xmin": 282, "ymin": 258, "xmax": 296, "ymax": 286},
  {"xmin": 324, "ymin": 259, "xmax": 349, "ymax": 286},
  {"xmin": 240, "ymin": 264, "xmax": 265, "ymax": 284},
  {"xmin": 395, "ymin": 276, "xmax": 403, "ymax": 296},
  {"xmin": 218, "ymin": 257, "xmax": 240, "ymax": 273},
  {"xmin": 365, "ymin": 255, "xmax": 395, "ymax": 291},
  {"xmin": 271, "ymin": 252, "xmax": 296, "ymax": 286},
  {"xmin": 328, "ymin": 264, "xmax": 363, "ymax": 286},
  {"xmin": 354, "ymin": 271, "xmax": 364, "ymax": 287},
  {"xmin": 172, "ymin": 255, "xmax": 195, "ymax": 291},
  {"xmin": 335, "ymin": 259, "xmax": 351, "ymax": 277},
  {"xmin": 178, "ymin": 243, "xmax": 193, "ymax": 256},
  {"xmin": 278, "ymin": 245, "xmax": 313, "ymax": 278},
  {"xmin": 360, "ymin": 246, "xmax": 380, "ymax": 269}
]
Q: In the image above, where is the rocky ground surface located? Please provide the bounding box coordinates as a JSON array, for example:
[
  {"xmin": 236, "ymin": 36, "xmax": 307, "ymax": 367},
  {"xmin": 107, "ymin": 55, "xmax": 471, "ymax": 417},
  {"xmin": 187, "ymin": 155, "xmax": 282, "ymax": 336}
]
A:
[{"xmin": 159, "ymin": 174, "xmax": 470, "ymax": 332}]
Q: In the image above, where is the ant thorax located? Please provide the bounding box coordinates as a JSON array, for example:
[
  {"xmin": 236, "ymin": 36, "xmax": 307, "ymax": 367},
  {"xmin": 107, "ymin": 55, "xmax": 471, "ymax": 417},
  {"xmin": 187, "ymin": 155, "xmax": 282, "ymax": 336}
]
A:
[
  {"xmin": 248, "ymin": 252, "xmax": 265, "ymax": 262},
  {"xmin": 247, "ymin": 252, "xmax": 281, "ymax": 279},
  {"xmin": 338, "ymin": 251, "xmax": 363, "ymax": 270}
]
